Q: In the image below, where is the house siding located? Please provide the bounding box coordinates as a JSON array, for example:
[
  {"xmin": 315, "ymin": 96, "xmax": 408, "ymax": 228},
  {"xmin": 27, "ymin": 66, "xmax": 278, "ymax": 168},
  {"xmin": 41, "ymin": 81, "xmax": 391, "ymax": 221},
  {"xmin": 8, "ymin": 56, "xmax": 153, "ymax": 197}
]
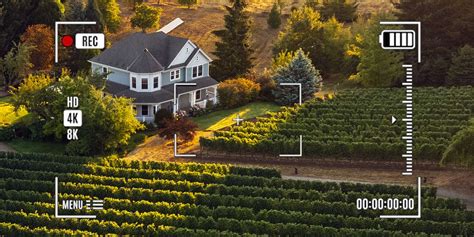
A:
[
  {"xmin": 161, "ymin": 68, "xmax": 185, "ymax": 86},
  {"xmin": 108, "ymin": 68, "xmax": 130, "ymax": 86},
  {"xmin": 92, "ymin": 63, "xmax": 129, "ymax": 86}
]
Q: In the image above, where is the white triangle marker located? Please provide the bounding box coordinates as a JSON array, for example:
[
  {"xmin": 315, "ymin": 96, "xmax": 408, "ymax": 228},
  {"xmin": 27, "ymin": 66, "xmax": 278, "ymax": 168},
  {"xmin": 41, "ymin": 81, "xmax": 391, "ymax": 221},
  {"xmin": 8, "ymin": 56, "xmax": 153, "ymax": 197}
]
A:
[{"xmin": 391, "ymin": 116, "xmax": 397, "ymax": 124}]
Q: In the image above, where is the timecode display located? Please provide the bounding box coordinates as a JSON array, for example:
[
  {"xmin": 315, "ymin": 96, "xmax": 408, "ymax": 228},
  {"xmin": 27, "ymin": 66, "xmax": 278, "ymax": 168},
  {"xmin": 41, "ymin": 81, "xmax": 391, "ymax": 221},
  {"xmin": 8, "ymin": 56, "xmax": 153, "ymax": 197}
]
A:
[{"xmin": 356, "ymin": 198, "xmax": 415, "ymax": 210}]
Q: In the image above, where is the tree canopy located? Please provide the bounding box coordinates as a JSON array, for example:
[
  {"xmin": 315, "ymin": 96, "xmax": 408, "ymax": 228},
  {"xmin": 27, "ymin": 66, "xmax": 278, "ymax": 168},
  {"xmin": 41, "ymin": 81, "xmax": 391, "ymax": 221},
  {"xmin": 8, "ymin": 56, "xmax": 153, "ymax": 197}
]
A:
[
  {"xmin": 11, "ymin": 72, "xmax": 144, "ymax": 155},
  {"xmin": 0, "ymin": 43, "xmax": 32, "ymax": 90},
  {"xmin": 396, "ymin": 0, "xmax": 474, "ymax": 86},
  {"xmin": 273, "ymin": 7, "xmax": 354, "ymax": 78},
  {"xmin": 20, "ymin": 24, "xmax": 54, "ymax": 72},
  {"xmin": 347, "ymin": 15, "xmax": 403, "ymax": 87},
  {"xmin": 210, "ymin": 0, "xmax": 254, "ymax": 81},
  {"xmin": 447, "ymin": 45, "xmax": 474, "ymax": 86}
]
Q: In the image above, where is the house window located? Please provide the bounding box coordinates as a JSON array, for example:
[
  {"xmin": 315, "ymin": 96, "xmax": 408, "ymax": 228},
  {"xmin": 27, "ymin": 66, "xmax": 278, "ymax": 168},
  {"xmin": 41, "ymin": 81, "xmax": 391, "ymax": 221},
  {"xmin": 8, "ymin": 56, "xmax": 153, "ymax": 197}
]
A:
[
  {"xmin": 142, "ymin": 105, "xmax": 148, "ymax": 116},
  {"xmin": 142, "ymin": 78, "xmax": 148, "ymax": 90},
  {"xmin": 132, "ymin": 105, "xmax": 137, "ymax": 114},
  {"xmin": 192, "ymin": 65, "xmax": 203, "ymax": 78},
  {"xmin": 170, "ymin": 69, "xmax": 180, "ymax": 81},
  {"xmin": 132, "ymin": 77, "xmax": 136, "ymax": 89},
  {"xmin": 195, "ymin": 90, "xmax": 201, "ymax": 101},
  {"xmin": 102, "ymin": 67, "xmax": 108, "ymax": 73},
  {"xmin": 153, "ymin": 77, "xmax": 159, "ymax": 89}
]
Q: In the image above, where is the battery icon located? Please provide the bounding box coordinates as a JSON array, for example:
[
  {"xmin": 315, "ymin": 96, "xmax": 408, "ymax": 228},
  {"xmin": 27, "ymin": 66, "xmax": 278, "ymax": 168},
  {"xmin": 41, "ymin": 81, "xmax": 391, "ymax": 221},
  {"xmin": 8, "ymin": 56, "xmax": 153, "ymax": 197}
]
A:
[{"xmin": 379, "ymin": 30, "xmax": 416, "ymax": 50}]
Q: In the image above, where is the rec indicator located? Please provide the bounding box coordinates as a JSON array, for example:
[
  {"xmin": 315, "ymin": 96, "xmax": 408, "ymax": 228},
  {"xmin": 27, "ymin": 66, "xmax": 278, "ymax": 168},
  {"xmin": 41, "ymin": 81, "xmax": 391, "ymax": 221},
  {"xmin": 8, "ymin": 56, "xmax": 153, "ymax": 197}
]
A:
[{"xmin": 61, "ymin": 33, "xmax": 105, "ymax": 49}]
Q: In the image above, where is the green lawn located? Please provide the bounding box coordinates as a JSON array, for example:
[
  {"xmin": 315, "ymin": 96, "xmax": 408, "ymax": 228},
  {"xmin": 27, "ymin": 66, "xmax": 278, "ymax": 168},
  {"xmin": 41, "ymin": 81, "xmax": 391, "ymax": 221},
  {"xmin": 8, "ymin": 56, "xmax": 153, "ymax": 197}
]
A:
[
  {"xmin": 0, "ymin": 96, "xmax": 27, "ymax": 127},
  {"xmin": 7, "ymin": 139, "xmax": 66, "ymax": 154},
  {"xmin": 192, "ymin": 102, "xmax": 281, "ymax": 131}
]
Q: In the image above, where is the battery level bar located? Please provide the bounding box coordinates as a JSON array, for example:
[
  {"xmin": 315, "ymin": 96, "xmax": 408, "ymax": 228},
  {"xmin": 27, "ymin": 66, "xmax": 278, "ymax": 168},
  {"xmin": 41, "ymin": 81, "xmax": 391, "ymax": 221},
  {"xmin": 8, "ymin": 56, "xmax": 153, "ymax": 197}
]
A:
[{"xmin": 379, "ymin": 30, "xmax": 416, "ymax": 50}]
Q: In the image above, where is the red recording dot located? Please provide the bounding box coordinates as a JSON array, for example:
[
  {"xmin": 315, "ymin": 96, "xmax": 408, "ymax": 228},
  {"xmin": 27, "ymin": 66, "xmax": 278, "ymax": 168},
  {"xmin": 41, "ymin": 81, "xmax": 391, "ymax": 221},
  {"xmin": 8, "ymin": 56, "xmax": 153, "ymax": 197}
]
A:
[{"xmin": 61, "ymin": 35, "xmax": 74, "ymax": 47}]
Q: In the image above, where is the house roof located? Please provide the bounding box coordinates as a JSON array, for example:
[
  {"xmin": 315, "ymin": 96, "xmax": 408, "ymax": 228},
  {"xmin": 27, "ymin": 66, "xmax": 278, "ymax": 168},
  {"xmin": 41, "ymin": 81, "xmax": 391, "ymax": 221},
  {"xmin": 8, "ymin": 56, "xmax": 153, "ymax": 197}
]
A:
[
  {"xmin": 90, "ymin": 32, "xmax": 189, "ymax": 73},
  {"xmin": 105, "ymin": 77, "xmax": 219, "ymax": 104}
]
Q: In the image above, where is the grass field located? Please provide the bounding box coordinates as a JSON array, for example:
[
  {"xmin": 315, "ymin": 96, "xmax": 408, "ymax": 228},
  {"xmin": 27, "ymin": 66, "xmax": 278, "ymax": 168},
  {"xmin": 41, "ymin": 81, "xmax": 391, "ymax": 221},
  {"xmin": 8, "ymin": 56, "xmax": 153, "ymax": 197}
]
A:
[
  {"xmin": 6, "ymin": 139, "xmax": 66, "ymax": 154},
  {"xmin": 192, "ymin": 102, "xmax": 281, "ymax": 131}
]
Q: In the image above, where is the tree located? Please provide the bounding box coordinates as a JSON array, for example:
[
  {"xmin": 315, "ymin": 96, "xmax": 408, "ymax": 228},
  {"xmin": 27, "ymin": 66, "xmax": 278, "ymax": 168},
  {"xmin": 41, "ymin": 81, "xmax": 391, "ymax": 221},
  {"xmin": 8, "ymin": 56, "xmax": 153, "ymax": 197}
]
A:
[
  {"xmin": 0, "ymin": 0, "xmax": 63, "ymax": 57},
  {"xmin": 159, "ymin": 117, "xmax": 198, "ymax": 143},
  {"xmin": 178, "ymin": 0, "xmax": 198, "ymax": 9},
  {"xmin": 131, "ymin": 3, "xmax": 162, "ymax": 32},
  {"xmin": 0, "ymin": 43, "xmax": 32, "ymax": 91},
  {"xmin": 267, "ymin": 3, "xmax": 281, "ymax": 29},
  {"xmin": 396, "ymin": 0, "xmax": 474, "ymax": 86},
  {"xmin": 447, "ymin": 45, "xmax": 474, "ymax": 86},
  {"xmin": 20, "ymin": 24, "xmax": 54, "ymax": 72},
  {"xmin": 272, "ymin": 49, "xmax": 321, "ymax": 105},
  {"xmin": 273, "ymin": 7, "xmax": 354, "ymax": 78},
  {"xmin": 348, "ymin": 15, "xmax": 403, "ymax": 87},
  {"xmin": 210, "ymin": 0, "xmax": 254, "ymax": 81},
  {"xmin": 320, "ymin": 0, "xmax": 357, "ymax": 23},
  {"xmin": 217, "ymin": 78, "xmax": 260, "ymax": 108},
  {"xmin": 84, "ymin": 0, "xmax": 105, "ymax": 33},
  {"xmin": 97, "ymin": 0, "xmax": 122, "ymax": 33},
  {"xmin": 11, "ymin": 72, "xmax": 144, "ymax": 155}
]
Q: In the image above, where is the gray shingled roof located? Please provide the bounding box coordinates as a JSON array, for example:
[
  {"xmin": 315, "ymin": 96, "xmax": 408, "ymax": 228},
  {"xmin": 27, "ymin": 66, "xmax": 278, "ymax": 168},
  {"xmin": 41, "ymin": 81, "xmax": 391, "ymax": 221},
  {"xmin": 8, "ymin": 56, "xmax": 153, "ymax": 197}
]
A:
[
  {"xmin": 105, "ymin": 77, "xmax": 219, "ymax": 104},
  {"xmin": 90, "ymin": 32, "xmax": 188, "ymax": 73}
]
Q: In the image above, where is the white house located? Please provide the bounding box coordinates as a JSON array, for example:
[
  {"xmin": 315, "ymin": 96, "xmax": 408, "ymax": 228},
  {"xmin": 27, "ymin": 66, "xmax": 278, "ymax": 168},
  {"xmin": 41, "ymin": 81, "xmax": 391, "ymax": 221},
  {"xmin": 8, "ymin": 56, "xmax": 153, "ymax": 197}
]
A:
[{"xmin": 89, "ymin": 32, "xmax": 218, "ymax": 123}]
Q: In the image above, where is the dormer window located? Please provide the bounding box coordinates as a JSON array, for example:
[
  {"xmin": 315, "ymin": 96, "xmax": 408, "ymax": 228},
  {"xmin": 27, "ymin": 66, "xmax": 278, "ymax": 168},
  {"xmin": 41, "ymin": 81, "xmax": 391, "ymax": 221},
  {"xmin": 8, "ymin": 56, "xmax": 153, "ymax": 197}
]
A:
[
  {"xmin": 171, "ymin": 69, "xmax": 180, "ymax": 81},
  {"xmin": 192, "ymin": 65, "xmax": 203, "ymax": 78},
  {"xmin": 142, "ymin": 78, "xmax": 148, "ymax": 90},
  {"xmin": 132, "ymin": 77, "xmax": 136, "ymax": 89},
  {"xmin": 153, "ymin": 77, "xmax": 159, "ymax": 89}
]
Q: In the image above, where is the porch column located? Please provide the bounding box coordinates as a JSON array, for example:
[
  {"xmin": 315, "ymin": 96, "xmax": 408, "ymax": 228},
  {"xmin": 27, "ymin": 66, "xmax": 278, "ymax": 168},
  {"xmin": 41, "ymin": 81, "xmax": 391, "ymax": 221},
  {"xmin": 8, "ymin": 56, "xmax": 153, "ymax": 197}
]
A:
[
  {"xmin": 190, "ymin": 90, "xmax": 196, "ymax": 107},
  {"xmin": 213, "ymin": 86, "xmax": 218, "ymax": 104}
]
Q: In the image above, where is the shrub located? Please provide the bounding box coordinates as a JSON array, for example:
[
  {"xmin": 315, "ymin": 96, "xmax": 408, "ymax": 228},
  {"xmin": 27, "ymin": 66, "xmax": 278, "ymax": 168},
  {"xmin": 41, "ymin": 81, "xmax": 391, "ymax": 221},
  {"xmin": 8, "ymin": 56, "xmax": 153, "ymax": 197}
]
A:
[
  {"xmin": 154, "ymin": 108, "xmax": 173, "ymax": 128},
  {"xmin": 217, "ymin": 78, "xmax": 260, "ymax": 109},
  {"xmin": 159, "ymin": 117, "xmax": 198, "ymax": 142},
  {"xmin": 250, "ymin": 72, "xmax": 276, "ymax": 101},
  {"xmin": 0, "ymin": 127, "xmax": 15, "ymax": 141}
]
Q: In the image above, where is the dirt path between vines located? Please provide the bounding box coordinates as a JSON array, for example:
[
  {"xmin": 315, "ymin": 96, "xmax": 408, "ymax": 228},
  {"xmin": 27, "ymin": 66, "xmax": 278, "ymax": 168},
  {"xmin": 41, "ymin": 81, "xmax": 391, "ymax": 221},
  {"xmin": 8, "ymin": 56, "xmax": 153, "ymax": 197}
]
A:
[
  {"xmin": 125, "ymin": 140, "xmax": 474, "ymax": 210},
  {"xmin": 0, "ymin": 142, "xmax": 15, "ymax": 152}
]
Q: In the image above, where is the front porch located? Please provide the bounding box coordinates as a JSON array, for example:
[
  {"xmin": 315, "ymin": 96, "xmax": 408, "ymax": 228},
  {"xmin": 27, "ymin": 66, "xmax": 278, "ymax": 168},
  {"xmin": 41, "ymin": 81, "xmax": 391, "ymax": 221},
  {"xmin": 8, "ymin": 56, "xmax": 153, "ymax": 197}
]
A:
[{"xmin": 135, "ymin": 85, "xmax": 218, "ymax": 123}]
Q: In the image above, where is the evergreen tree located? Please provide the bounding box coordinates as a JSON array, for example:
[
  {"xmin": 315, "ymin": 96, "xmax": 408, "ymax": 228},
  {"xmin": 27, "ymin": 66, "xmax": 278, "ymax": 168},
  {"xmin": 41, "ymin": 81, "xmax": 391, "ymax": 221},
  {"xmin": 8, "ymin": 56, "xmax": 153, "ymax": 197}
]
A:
[
  {"xmin": 447, "ymin": 45, "xmax": 474, "ymax": 86},
  {"xmin": 178, "ymin": 0, "xmax": 198, "ymax": 9},
  {"xmin": 131, "ymin": 3, "xmax": 162, "ymax": 32},
  {"xmin": 97, "ymin": 0, "xmax": 122, "ymax": 33},
  {"xmin": 267, "ymin": 3, "xmax": 282, "ymax": 29},
  {"xmin": 210, "ymin": 0, "xmax": 254, "ymax": 81},
  {"xmin": 348, "ymin": 15, "xmax": 403, "ymax": 87},
  {"xmin": 84, "ymin": 0, "xmax": 105, "ymax": 33},
  {"xmin": 396, "ymin": 0, "xmax": 474, "ymax": 86},
  {"xmin": 320, "ymin": 0, "xmax": 357, "ymax": 23},
  {"xmin": 271, "ymin": 49, "xmax": 322, "ymax": 105}
]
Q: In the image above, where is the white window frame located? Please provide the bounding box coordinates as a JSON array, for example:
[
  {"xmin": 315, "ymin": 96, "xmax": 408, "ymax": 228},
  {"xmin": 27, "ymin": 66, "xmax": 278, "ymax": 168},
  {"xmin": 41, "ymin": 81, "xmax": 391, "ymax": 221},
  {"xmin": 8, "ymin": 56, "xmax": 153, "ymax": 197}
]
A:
[
  {"xmin": 102, "ymin": 67, "xmax": 108, "ymax": 73},
  {"xmin": 141, "ymin": 78, "xmax": 148, "ymax": 90},
  {"xmin": 192, "ymin": 65, "xmax": 203, "ymax": 78},
  {"xmin": 170, "ymin": 69, "xmax": 180, "ymax": 81}
]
